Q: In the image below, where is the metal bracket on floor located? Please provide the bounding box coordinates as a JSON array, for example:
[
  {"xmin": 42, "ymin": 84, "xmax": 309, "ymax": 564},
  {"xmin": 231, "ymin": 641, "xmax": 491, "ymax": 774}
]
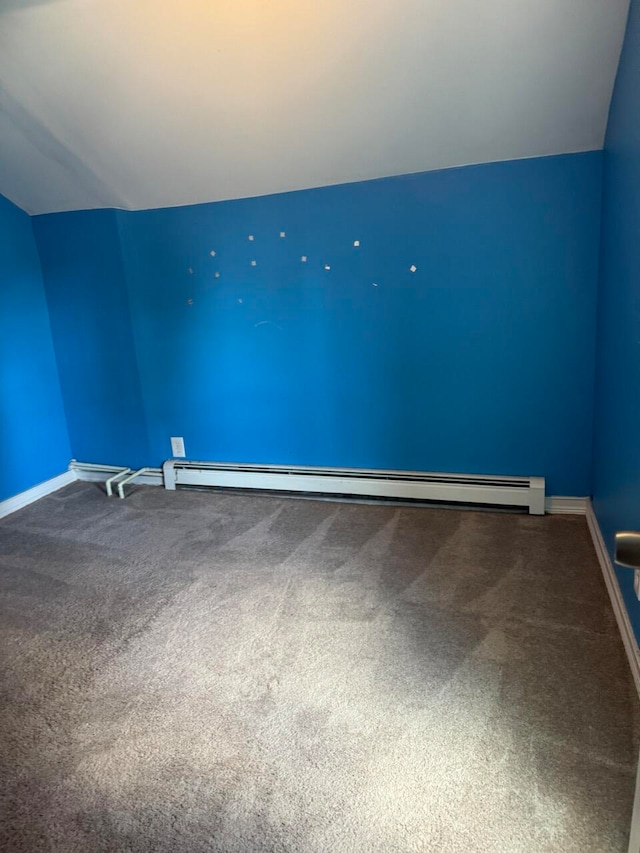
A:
[
  {"xmin": 70, "ymin": 461, "xmax": 131, "ymax": 497},
  {"xmin": 105, "ymin": 468, "xmax": 131, "ymax": 497},
  {"xmin": 116, "ymin": 467, "xmax": 157, "ymax": 500}
]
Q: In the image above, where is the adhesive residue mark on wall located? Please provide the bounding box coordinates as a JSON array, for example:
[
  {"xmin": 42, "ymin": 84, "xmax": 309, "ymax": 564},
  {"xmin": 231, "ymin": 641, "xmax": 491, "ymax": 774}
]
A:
[{"xmin": 255, "ymin": 320, "xmax": 283, "ymax": 331}]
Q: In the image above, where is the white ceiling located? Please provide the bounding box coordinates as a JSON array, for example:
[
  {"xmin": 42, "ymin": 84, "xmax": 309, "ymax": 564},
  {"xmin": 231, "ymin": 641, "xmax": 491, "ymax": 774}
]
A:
[{"xmin": 0, "ymin": 0, "xmax": 630, "ymax": 215}]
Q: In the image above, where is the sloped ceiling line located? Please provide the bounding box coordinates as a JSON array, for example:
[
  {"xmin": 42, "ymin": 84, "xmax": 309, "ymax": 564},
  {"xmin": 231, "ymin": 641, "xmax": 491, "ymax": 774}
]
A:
[
  {"xmin": 0, "ymin": 0, "xmax": 631, "ymax": 215},
  {"xmin": 0, "ymin": 86, "xmax": 128, "ymax": 211}
]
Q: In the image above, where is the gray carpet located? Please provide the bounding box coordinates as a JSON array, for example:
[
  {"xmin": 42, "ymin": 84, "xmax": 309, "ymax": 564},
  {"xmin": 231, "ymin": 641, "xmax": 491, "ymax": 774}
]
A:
[{"xmin": 0, "ymin": 481, "xmax": 638, "ymax": 852}]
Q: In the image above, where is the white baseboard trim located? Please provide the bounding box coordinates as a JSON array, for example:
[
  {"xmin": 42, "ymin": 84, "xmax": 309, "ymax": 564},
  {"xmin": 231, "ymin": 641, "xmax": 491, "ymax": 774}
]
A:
[
  {"xmin": 586, "ymin": 501, "xmax": 640, "ymax": 696},
  {"xmin": 0, "ymin": 470, "xmax": 78, "ymax": 520},
  {"xmin": 71, "ymin": 461, "xmax": 163, "ymax": 487},
  {"xmin": 545, "ymin": 496, "xmax": 589, "ymax": 515}
]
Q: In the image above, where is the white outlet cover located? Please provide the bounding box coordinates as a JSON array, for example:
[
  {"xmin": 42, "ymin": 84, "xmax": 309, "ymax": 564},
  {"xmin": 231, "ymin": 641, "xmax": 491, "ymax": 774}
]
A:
[
  {"xmin": 171, "ymin": 436, "xmax": 186, "ymax": 458},
  {"xmin": 634, "ymin": 570, "xmax": 640, "ymax": 600}
]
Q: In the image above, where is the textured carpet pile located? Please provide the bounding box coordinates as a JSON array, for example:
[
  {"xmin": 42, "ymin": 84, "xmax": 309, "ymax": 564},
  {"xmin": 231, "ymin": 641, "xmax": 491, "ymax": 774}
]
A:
[{"xmin": 0, "ymin": 481, "xmax": 638, "ymax": 852}]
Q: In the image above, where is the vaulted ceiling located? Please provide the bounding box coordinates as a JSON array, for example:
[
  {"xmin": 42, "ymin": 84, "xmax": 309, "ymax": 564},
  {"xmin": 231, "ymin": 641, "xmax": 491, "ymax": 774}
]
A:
[{"xmin": 0, "ymin": 0, "xmax": 630, "ymax": 215}]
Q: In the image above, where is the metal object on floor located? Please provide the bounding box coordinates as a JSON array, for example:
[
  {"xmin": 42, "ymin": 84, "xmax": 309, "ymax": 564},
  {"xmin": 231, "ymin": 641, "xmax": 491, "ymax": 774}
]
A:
[
  {"xmin": 615, "ymin": 531, "xmax": 640, "ymax": 570},
  {"xmin": 116, "ymin": 467, "xmax": 158, "ymax": 499},
  {"xmin": 105, "ymin": 468, "xmax": 131, "ymax": 497},
  {"xmin": 69, "ymin": 461, "xmax": 131, "ymax": 497}
]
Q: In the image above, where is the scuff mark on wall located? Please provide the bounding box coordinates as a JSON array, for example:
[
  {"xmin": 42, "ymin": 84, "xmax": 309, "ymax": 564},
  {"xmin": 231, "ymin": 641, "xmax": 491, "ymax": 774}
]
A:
[{"xmin": 255, "ymin": 320, "xmax": 283, "ymax": 330}]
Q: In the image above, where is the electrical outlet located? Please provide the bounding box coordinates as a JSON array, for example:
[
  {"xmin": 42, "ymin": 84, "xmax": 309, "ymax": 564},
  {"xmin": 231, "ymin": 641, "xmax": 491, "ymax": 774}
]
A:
[
  {"xmin": 170, "ymin": 436, "xmax": 186, "ymax": 458},
  {"xmin": 634, "ymin": 570, "xmax": 640, "ymax": 601}
]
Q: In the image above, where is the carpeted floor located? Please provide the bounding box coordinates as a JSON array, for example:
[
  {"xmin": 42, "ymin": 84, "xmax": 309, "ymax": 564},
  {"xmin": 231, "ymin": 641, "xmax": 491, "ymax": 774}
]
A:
[{"xmin": 0, "ymin": 481, "xmax": 638, "ymax": 852}]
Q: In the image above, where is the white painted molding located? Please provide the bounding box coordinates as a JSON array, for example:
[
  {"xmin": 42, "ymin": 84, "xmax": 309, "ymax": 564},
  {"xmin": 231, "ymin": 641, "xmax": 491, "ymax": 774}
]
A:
[
  {"xmin": 586, "ymin": 502, "xmax": 640, "ymax": 697},
  {"xmin": 71, "ymin": 461, "xmax": 163, "ymax": 487},
  {"xmin": 545, "ymin": 496, "xmax": 589, "ymax": 515},
  {"xmin": 0, "ymin": 470, "xmax": 77, "ymax": 520}
]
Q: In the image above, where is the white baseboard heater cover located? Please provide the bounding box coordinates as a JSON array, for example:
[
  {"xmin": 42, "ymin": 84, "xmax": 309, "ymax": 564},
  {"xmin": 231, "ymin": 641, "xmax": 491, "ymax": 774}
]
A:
[{"xmin": 162, "ymin": 461, "xmax": 546, "ymax": 515}]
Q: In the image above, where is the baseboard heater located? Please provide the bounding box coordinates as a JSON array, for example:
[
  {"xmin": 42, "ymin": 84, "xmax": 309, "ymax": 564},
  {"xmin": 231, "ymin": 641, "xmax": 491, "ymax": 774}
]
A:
[{"xmin": 162, "ymin": 461, "xmax": 545, "ymax": 515}]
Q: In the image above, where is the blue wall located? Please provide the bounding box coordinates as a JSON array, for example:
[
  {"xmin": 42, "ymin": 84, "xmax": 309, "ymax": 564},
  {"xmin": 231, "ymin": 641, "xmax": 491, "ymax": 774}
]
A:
[
  {"xmin": 33, "ymin": 209, "xmax": 149, "ymax": 467},
  {"xmin": 115, "ymin": 153, "xmax": 601, "ymax": 494},
  {"xmin": 592, "ymin": 0, "xmax": 640, "ymax": 640},
  {"xmin": 0, "ymin": 193, "xmax": 70, "ymax": 501},
  {"xmin": 32, "ymin": 153, "xmax": 602, "ymax": 495}
]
